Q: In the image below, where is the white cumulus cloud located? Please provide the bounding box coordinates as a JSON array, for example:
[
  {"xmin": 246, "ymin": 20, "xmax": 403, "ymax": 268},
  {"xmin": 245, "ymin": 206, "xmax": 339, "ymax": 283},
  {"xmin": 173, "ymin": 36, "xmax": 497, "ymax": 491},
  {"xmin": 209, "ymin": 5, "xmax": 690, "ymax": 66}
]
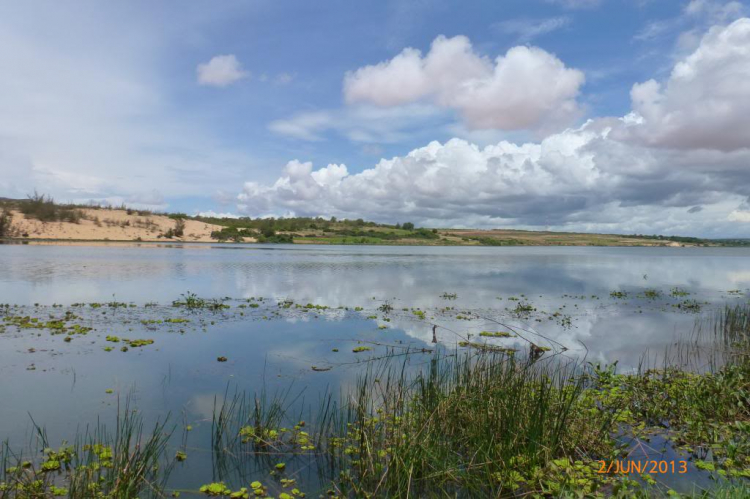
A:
[
  {"xmin": 236, "ymin": 19, "xmax": 750, "ymax": 237},
  {"xmin": 620, "ymin": 18, "xmax": 750, "ymax": 151},
  {"xmin": 197, "ymin": 54, "xmax": 248, "ymax": 87},
  {"xmin": 343, "ymin": 35, "xmax": 585, "ymax": 131}
]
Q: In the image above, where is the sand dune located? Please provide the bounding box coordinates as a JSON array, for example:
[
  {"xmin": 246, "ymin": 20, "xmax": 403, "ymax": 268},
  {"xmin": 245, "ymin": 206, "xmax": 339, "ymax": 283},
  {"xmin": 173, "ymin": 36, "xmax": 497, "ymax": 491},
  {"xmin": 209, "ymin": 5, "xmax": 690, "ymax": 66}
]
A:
[{"xmin": 6, "ymin": 208, "xmax": 242, "ymax": 242}]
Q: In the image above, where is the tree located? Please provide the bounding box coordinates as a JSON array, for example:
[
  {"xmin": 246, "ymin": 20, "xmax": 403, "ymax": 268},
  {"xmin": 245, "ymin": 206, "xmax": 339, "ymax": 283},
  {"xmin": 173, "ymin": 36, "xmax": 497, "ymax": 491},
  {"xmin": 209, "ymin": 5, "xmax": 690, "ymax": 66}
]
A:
[{"xmin": 402, "ymin": 222, "xmax": 415, "ymax": 230}]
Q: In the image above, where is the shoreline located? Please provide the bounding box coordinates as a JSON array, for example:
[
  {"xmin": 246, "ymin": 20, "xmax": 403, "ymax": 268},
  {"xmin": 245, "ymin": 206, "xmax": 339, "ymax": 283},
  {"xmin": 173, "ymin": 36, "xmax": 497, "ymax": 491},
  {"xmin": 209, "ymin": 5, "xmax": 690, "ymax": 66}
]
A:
[{"xmin": 0, "ymin": 236, "xmax": 714, "ymax": 248}]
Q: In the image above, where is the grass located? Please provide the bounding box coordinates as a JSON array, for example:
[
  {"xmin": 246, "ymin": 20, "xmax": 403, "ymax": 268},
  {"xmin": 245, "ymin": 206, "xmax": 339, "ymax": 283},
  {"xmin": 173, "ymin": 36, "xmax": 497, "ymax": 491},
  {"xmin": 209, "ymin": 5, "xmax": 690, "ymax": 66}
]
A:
[{"xmin": 0, "ymin": 397, "xmax": 175, "ymax": 499}]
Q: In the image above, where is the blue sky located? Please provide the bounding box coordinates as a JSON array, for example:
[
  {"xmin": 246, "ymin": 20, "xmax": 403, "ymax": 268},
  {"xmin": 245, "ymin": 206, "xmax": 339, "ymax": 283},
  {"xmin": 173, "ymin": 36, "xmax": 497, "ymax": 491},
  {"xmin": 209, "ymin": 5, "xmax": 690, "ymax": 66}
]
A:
[{"xmin": 1, "ymin": 0, "xmax": 750, "ymax": 236}]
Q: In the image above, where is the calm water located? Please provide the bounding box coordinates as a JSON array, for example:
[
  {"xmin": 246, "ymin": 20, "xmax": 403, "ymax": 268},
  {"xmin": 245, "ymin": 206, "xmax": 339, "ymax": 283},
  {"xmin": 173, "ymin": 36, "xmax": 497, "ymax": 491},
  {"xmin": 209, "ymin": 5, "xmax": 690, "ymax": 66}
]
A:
[{"xmin": 1, "ymin": 242, "xmax": 749, "ymax": 494}]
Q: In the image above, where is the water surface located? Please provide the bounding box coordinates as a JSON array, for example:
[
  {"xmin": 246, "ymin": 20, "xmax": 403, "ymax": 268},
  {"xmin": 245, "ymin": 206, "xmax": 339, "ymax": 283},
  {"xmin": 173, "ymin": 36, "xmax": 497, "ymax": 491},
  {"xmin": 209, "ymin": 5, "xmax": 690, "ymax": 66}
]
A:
[{"xmin": 1, "ymin": 243, "xmax": 748, "ymax": 494}]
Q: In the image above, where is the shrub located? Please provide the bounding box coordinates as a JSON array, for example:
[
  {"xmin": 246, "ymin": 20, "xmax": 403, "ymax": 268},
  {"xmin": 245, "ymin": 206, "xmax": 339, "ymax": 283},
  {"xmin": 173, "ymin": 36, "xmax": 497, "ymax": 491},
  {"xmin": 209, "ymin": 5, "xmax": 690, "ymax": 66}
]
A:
[
  {"xmin": 174, "ymin": 219, "xmax": 185, "ymax": 237},
  {"xmin": 0, "ymin": 209, "xmax": 13, "ymax": 237},
  {"xmin": 19, "ymin": 192, "xmax": 82, "ymax": 224}
]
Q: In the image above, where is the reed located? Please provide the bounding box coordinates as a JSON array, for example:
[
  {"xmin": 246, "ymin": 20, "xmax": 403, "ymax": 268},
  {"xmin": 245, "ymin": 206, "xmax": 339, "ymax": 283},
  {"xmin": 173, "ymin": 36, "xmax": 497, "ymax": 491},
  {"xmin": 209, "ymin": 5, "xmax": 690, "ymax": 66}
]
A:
[{"xmin": 0, "ymin": 398, "xmax": 175, "ymax": 499}]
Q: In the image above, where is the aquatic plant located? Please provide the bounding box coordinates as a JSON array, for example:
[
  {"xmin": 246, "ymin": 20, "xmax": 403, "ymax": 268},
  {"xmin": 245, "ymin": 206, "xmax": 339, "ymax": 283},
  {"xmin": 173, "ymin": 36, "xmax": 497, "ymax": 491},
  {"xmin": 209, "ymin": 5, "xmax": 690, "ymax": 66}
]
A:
[
  {"xmin": 0, "ymin": 400, "xmax": 175, "ymax": 499},
  {"xmin": 478, "ymin": 331, "xmax": 513, "ymax": 338},
  {"xmin": 642, "ymin": 288, "xmax": 662, "ymax": 299}
]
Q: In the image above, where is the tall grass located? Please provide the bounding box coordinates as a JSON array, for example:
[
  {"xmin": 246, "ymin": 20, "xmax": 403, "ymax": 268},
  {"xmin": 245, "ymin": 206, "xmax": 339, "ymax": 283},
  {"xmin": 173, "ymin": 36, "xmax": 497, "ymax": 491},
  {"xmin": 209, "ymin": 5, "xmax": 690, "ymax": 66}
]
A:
[
  {"xmin": 315, "ymin": 351, "xmax": 619, "ymax": 496},
  {"xmin": 0, "ymin": 399, "xmax": 175, "ymax": 499}
]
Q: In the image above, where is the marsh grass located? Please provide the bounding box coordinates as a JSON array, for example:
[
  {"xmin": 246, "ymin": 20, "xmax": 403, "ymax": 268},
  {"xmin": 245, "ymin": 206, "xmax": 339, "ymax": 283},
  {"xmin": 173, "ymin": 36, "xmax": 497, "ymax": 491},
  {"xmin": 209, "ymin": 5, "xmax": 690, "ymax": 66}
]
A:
[
  {"xmin": 317, "ymin": 351, "xmax": 620, "ymax": 496},
  {"xmin": 0, "ymin": 398, "xmax": 175, "ymax": 499}
]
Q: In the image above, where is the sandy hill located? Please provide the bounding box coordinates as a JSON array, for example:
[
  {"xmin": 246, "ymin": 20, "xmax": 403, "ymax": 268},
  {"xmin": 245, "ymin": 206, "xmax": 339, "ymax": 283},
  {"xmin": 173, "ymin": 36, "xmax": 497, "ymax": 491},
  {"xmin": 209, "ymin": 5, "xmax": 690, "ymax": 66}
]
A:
[{"xmin": 5, "ymin": 208, "xmax": 237, "ymax": 242}]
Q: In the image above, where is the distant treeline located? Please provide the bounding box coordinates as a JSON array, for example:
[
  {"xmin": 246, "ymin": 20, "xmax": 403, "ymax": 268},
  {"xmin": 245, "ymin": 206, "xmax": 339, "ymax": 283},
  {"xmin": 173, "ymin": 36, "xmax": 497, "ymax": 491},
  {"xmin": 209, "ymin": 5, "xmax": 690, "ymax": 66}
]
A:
[
  {"xmin": 202, "ymin": 216, "xmax": 435, "ymax": 243},
  {"xmin": 195, "ymin": 215, "xmax": 418, "ymax": 232}
]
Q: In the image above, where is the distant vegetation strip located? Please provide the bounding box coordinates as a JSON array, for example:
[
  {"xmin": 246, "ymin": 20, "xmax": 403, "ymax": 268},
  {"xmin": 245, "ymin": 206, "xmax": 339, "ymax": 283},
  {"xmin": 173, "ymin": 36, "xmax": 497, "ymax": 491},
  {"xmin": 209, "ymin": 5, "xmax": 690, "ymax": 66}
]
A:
[{"xmin": 1, "ymin": 194, "xmax": 748, "ymax": 246}]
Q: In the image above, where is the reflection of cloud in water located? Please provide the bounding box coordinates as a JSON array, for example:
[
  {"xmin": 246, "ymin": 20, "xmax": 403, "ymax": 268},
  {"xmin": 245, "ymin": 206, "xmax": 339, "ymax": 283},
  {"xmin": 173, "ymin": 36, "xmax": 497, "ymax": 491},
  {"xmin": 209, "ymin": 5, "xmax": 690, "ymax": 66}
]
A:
[
  {"xmin": 2, "ymin": 245, "xmax": 748, "ymax": 368},
  {"xmin": 228, "ymin": 247, "xmax": 750, "ymax": 313}
]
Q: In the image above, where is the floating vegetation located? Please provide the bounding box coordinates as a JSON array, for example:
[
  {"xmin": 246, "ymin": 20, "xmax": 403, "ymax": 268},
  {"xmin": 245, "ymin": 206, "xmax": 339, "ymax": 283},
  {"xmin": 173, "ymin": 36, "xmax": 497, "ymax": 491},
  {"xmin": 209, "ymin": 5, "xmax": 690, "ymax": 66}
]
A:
[
  {"xmin": 352, "ymin": 346, "xmax": 372, "ymax": 353},
  {"xmin": 641, "ymin": 288, "xmax": 663, "ymax": 299},
  {"xmin": 105, "ymin": 335, "xmax": 153, "ymax": 348},
  {"xmin": 173, "ymin": 292, "xmax": 229, "ymax": 311},
  {"xmin": 199, "ymin": 482, "xmax": 231, "ymax": 496},
  {"xmin": 458, "ymin": 341, "xmax": 517, "ymax": 354},
  {"xmin": 125, "ymin": 338, "xmax": 154, "ymax": 348},
  {"xmin": 674, "ymin": 299, "xmax": 703, "ymax": 312},
  {"xmin": 440, "ymin": 292, "xmax": 458, "ymax": 299},
  {"xmin": 378, "ymin": 302, "xmax": 394, "ymax": 314},
  {"xmin": 610, "ymin": 290, "xmax": 628, "ymax": 299},
  {"xmin": 478, "ymin": 331, "xmax": 513, "ymax": 338},
  {"xmin": 670, "ymin": 287, "xmax": 691, "ymax": 297},
  {"xmin": 2, "ymin": 314, "xmax": 92, "ymax": 337},
  {"xmin": 217, "ymin": 356, "xmax": 228, "ymax": 362},
  {"xmin": 510, "ymin": 301, "xmax": 536, "ymax": 317}
]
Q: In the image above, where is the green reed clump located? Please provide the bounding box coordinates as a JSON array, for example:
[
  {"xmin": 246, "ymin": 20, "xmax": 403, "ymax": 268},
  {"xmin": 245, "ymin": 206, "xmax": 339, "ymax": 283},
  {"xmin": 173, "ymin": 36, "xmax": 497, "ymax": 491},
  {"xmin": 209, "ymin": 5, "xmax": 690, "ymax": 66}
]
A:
[
  {"xmin": 715, "ymin": 303, "xmax": 750, "ymax": 355},
  {"xmin": 303, "ymin": 352, "xmax": 620, "ymax": 497},
  {"xmin": 0, "ymin": 401, "xmax": 175, "ymax": 499}
]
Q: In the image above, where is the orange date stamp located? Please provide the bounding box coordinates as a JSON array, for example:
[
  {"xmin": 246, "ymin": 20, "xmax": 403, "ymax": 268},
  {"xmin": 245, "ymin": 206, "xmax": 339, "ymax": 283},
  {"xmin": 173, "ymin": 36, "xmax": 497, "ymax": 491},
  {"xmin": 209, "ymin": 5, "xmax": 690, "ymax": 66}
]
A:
[{"xmin": 597, "ymin": 460, "xmax": 688, "ymax": 474}]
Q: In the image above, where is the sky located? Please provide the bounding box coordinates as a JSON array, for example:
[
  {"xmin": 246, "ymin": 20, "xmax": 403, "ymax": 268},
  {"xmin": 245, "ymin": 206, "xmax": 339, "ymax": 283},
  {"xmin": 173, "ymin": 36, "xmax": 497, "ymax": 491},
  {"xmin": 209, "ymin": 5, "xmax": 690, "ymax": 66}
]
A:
[{"xmin": 1, "ymin": 0, "xmax": 750, "ymax": 237}]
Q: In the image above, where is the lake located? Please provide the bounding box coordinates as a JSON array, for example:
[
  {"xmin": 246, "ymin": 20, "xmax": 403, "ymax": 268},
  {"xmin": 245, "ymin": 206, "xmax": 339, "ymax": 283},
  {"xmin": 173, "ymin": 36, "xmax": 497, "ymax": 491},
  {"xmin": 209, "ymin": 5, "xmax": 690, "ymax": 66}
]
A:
[{"xmin": 1, "ymin": 243, "xmax": 748, "ymax": 495}]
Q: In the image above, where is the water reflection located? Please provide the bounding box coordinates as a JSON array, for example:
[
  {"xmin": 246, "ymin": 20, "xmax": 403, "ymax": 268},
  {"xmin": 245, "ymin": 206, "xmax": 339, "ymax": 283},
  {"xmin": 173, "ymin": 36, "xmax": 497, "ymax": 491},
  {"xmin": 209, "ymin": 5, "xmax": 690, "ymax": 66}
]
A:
[{"xmin": 1, "ymin": 243, "xmax": 748, "ymax": 494}]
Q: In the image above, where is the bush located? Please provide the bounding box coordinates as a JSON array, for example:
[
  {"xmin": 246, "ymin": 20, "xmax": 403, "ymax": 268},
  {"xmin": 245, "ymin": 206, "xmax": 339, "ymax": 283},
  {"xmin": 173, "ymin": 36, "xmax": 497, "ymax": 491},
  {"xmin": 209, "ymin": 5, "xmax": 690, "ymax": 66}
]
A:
[
  {"xmin": 19, "ymin": 192, "xmax": 83, "ymax": 224},
  {"xmin": 174, "ymin": 219, "xmax": 185, "ymax": 237},
  {"xmin": 0, "ymin": 209, "xmax": 13, "ymax": 237}
]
